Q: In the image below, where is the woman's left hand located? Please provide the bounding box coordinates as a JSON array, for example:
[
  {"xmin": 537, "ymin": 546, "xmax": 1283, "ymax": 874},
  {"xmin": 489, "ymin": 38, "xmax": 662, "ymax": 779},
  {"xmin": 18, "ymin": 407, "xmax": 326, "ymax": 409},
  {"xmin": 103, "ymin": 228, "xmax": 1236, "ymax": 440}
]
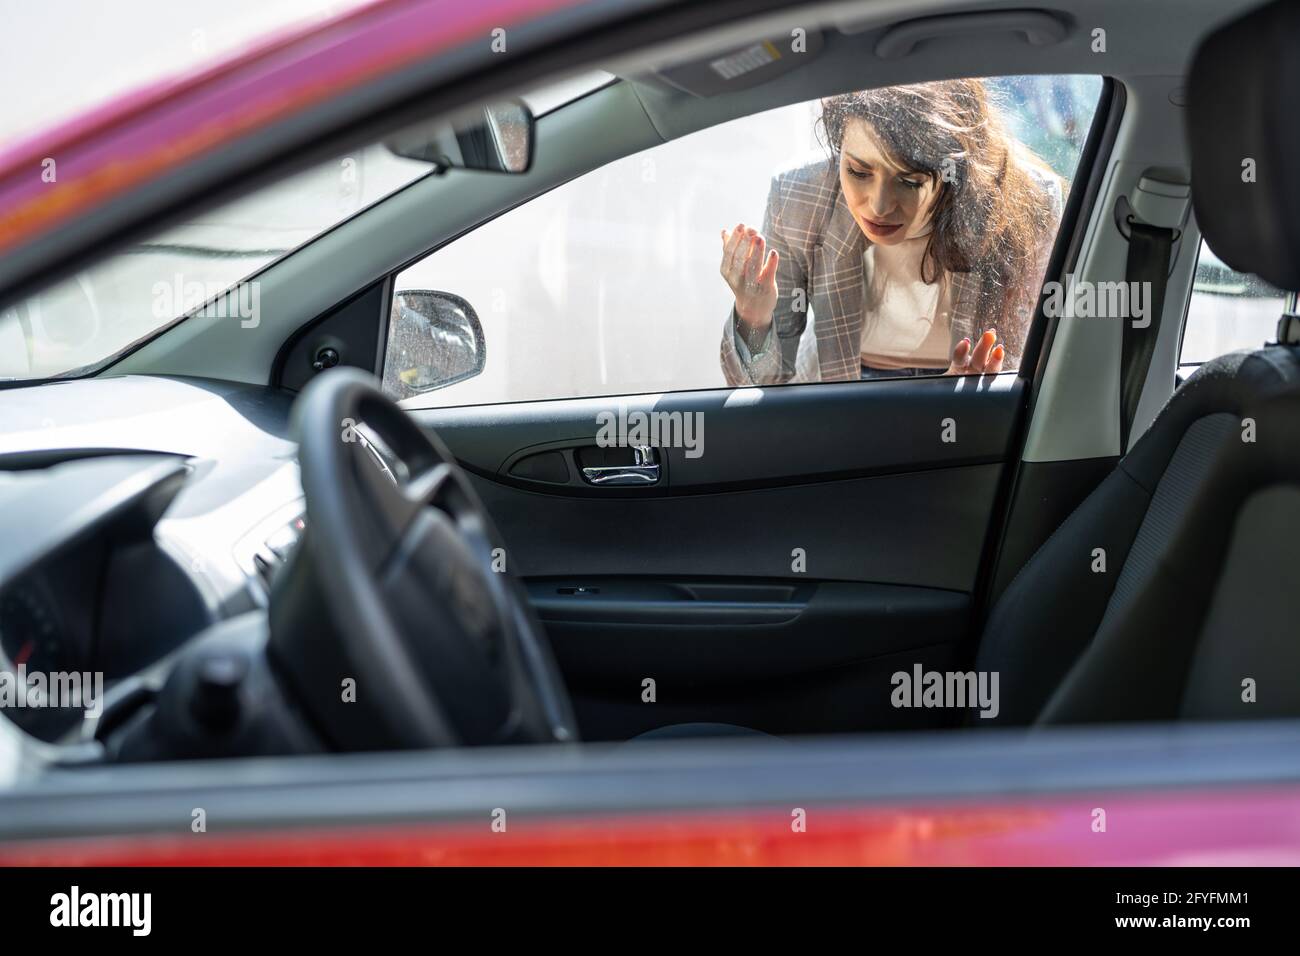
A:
[{"xmin": 946, "ymin": 329, "xmax": 1005, "ymax": 376}]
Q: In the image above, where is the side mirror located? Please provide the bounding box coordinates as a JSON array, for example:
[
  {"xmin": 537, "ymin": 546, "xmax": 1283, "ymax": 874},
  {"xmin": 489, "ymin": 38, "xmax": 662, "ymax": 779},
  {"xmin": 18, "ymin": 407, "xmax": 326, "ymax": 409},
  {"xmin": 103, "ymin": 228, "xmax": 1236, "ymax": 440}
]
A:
[
  {"xmin": 382, "ymin": 290, "xmax": 486, "ymax": 399},
  {"xmin": 384, "ymin": 100, "xmax": 535, "ymax": 174}
]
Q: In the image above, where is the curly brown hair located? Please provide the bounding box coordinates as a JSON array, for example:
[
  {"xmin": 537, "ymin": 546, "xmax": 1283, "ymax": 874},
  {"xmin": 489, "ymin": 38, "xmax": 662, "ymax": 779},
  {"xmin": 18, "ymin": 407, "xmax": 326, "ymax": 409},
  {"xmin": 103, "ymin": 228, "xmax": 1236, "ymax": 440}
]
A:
[{"xmin": 818, "ymin": 79, "xmax": 1061, "ymax": 364}]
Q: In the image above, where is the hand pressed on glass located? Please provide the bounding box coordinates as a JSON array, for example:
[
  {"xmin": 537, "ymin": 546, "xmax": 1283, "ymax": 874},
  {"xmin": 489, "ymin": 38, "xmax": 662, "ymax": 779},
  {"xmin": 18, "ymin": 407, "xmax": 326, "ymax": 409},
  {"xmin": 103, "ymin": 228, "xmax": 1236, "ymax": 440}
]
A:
[
  {"xmin": 947, "ymin": 329, "xmax": 1005, "ymax": 376},
  {"xmin": 719, "ymin": 224, "xmax": 779, "ymax": 337}
]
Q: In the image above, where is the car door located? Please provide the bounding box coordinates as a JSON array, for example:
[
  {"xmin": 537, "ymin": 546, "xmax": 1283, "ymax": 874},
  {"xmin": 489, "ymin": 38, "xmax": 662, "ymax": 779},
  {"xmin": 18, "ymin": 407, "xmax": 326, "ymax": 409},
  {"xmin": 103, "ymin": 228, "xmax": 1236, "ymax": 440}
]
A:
[{"xmin": 373, "ymin": 75, "xmax": 1115, "ymax": 741}]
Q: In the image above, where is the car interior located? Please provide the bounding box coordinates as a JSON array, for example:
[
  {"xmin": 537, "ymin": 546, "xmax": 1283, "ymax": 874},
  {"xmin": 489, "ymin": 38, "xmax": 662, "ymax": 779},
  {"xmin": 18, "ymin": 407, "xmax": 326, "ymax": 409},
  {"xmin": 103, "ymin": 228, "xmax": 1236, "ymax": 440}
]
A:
[{"xmin": 0, "ymin": 0, "xmax": 1298, "ymax": 794}]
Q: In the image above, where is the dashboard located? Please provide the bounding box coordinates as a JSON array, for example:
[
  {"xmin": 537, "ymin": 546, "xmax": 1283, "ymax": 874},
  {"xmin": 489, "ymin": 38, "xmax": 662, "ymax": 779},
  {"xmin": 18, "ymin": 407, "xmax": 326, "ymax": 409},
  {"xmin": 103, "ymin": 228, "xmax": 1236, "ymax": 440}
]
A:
[{"xmin": 0, "ymin": 375, "xmax": 306, "ymax": 744}]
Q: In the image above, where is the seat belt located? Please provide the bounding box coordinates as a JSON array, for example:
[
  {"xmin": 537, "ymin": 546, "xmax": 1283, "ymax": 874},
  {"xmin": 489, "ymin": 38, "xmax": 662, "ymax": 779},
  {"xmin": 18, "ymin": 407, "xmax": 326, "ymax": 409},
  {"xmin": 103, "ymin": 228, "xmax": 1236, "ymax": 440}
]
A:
[{"xmin": 1118, "ymin": 219, "xmax": 1177, "ymax": 454}]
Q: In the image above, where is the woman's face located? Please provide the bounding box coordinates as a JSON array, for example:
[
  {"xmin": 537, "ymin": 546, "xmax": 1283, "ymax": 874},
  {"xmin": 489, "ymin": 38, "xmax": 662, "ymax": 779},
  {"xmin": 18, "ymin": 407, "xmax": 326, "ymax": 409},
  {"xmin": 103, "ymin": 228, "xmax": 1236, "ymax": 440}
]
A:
[{"xmin": 838, "ymin": 120, "xmax": 942, "ymax": 246}]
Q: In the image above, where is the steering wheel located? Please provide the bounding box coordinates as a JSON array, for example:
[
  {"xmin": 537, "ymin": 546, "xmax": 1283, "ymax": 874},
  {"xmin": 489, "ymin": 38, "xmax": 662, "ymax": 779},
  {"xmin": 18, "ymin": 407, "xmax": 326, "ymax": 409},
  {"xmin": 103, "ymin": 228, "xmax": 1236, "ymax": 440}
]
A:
[{"xmin": 269, "ymin": 368, "xmax": 577, "ymax": 750}]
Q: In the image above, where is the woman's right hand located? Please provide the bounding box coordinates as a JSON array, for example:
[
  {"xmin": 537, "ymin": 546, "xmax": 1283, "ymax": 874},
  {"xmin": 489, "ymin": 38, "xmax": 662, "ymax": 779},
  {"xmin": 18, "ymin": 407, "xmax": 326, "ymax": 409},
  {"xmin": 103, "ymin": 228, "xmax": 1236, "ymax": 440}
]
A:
[{"xmin": 720, "ymin": 224, "xmax": 780, "ymax": 334}]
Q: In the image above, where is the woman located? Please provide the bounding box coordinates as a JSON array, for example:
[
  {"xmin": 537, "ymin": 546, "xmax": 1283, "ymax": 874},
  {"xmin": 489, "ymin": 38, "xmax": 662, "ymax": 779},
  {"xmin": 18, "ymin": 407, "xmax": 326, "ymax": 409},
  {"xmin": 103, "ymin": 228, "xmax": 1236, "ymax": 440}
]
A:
[{"xmin": 719, "ymin": 79, "xmax": 1063, "ymax": 385}]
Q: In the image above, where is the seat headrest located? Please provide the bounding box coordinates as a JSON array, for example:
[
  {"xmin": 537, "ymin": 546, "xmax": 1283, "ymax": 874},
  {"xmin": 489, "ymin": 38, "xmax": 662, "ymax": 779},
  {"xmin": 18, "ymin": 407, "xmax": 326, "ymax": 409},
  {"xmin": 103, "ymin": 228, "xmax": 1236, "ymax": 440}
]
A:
[{"xmin": 1188, "ymin": 0, "xmax": 1300, "ymax": 292}]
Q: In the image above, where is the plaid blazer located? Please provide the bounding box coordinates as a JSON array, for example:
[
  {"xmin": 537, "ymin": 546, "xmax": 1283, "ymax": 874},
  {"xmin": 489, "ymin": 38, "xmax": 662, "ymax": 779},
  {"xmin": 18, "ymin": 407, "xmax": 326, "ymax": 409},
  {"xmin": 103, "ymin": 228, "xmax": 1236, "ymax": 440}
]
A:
[{"xmin": 720, "ymin": 157, "xmax": 1061, "ymax": 385}]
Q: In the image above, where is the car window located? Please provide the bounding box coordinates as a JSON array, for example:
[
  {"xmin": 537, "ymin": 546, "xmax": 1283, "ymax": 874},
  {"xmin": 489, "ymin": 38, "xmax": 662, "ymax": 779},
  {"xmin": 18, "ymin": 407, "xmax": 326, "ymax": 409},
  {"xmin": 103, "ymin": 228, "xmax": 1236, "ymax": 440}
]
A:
[
  {"xmin": 386, "ymin": 75, "xmax": 1104, "ymax": 407},
  {"xmin": 1179, "ymin": 238, "xmax": 1287, "ymax": 370}
]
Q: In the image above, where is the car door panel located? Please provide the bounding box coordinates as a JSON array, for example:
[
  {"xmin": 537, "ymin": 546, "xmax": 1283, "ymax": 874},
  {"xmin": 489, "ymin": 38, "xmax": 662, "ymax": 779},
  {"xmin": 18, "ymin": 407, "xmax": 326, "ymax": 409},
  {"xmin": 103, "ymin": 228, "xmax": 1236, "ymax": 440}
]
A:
[{"xmin": 414, "ymin": 376, "xmax": 1020, "ymax": 738}]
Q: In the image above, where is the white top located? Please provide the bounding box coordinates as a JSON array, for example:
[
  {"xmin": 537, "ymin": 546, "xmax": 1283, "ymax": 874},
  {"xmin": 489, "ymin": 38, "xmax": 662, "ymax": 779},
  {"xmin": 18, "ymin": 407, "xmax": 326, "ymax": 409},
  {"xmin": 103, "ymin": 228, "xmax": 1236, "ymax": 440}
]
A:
[{"xmin": 859, "ymin": 237, "xmax": 953, "ymax": 369}]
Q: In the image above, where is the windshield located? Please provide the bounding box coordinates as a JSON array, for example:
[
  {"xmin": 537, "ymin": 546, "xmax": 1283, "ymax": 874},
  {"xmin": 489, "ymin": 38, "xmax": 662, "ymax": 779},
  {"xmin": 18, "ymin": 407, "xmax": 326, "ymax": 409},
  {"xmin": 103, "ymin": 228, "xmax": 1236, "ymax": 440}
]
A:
[{"xmin": 0, "ymin": 144, "xmax": 431, "ymax": 381}]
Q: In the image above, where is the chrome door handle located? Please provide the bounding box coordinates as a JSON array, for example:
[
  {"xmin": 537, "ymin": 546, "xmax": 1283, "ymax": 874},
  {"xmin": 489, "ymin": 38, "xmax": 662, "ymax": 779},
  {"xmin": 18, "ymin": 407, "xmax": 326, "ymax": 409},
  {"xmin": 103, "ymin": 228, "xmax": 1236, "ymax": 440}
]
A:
[
  {"xmin": 581, "ymin": 465, "xmax": 659, "ymax": 485},
  {"xmin": 580, "ymin": 445, "xmax": 660, "ymax": 486}
]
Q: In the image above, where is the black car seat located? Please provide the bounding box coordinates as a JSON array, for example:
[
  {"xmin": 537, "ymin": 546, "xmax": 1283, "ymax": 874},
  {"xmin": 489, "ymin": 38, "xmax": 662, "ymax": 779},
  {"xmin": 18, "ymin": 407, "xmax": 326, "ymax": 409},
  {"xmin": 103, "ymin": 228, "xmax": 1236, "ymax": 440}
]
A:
[{"xmin": 976, "ymin": 0, "xmax": 1300, "ymax": 725}]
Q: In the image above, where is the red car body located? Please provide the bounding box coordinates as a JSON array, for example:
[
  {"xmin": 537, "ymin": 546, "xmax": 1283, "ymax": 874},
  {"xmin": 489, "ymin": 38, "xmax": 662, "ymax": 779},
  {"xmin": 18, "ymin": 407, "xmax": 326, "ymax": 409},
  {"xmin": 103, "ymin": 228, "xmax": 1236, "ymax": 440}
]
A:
[{"xmin": 1, "ymin": 0, "xmax": 1299, "ymax": 868}]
